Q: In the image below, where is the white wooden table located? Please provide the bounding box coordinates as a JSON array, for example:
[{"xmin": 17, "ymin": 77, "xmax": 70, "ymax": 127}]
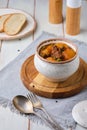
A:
[{"xmin": 0, "ymin": 0, "xmax": 87, "ymax": 130}]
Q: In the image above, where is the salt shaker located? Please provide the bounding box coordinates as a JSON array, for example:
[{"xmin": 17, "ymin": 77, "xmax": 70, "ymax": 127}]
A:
[
  {"xmin": 49, "ymin": 0, "xmax": 63, "ymax": 24},
  {"xmin": 66, "ymin": 0, "xmax": 82, "ymax": 35}
]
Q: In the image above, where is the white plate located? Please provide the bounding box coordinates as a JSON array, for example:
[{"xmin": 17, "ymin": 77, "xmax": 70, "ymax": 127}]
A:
[
  {"xmin": 72, "ymin": 100, "xmax": 87, "ymax": 128},
  {"xmin": 0, "ymin": 8, "xmax": 36, "ymax": 40}
]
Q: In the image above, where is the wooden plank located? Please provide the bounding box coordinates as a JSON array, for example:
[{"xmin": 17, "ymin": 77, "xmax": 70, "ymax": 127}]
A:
[
  {"xmin": 0, "ymin": 0, "xmax": 63, "ymax": 70},
  {"xmin": 0, "ymin": 107, "xmax": 28, "ymax": 130},
  {"xmin": 0, "ymin": 0, "xmax": 8, "ymax": 67},
  {"xmin": 63, "ymin": 0, "xmax": 87, "ymax": 43},
  {"xmin": 0, "ymin": 41, "xmax": 2, "ymax": 52},
  {"xmin": 34, "ymin": 0, "xmax": 63, "ymax": 39},
  {"xmin": 0, "ymin": 0, "xmax": 8, "ymax": 49},
  {"xmin": 8, "ymin": 0, "xmax": 34, "ymax": 15},
  {"xmin": 0, "ymin": 0, "xmax": 8, "ymax": 7},
  {"xmin": 0, "ymin": 0, "xmax": 35, "ymax": 70}
]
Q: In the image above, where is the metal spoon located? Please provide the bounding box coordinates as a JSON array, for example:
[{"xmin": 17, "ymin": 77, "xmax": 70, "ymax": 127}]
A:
[
  {"xmin": 13, "ymin": 95, "xmax": 63, "ymax": 130},
  {"xmin": 13, "ymin": 95, "xmax": 34, "ymax": 114}
]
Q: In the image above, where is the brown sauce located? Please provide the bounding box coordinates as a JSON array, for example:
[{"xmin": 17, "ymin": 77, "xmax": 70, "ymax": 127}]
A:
[{"xmin": 39, "ymin": 43, "xmax": 76, "ymax": 62}]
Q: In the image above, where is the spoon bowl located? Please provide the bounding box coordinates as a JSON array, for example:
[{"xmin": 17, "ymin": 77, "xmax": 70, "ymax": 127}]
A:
[{"xmin": 13, "ymin": 95, "xmax": 34, "ymax": 114}]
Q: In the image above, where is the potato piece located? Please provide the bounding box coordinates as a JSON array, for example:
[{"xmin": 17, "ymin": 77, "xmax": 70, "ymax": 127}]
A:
[
  {"xmin": 55, "ymin": 43, "xmax": 68, "ymax": 49},
  {"xmin": 40, "ymin": 44, "xmax": 52, "ymax": 58},
  {"xmin": 40, "ymin": 48, "xmax": 50, "ymax": 57},
  {"xmin": 46, "ymin": 57, "xmax": 55, "ymax": 62},
  {"xmin": 63, "ymin": 48, "xmax": 76, "ymax": 60}
]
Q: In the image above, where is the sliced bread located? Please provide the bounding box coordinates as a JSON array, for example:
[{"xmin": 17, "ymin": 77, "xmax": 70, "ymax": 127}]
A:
[
  {"xmin": 0, "ymin": 14, "xmax": 11, "ymax": 32},
  {"xmin": 4, "ymin": 13, "xmax": 26, "ymax": 35}
]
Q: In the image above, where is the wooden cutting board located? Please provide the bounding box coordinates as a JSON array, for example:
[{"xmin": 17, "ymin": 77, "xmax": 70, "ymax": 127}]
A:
[{"xmin": 21, "ymin": 55, "xmax": 87, "ymax": 98}]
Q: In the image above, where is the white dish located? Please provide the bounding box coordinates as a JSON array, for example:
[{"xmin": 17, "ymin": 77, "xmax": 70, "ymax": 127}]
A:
[
  {"xmin": 34, "ymin": 38, "xmax": 79, "ymax": 82},
  {"xmin": 72, "ymin": 100, "xmax": 87, "ymax": 128},
  {"xmin": 0, "ymin": 8, "xmax": 36, "ymax": 40}
]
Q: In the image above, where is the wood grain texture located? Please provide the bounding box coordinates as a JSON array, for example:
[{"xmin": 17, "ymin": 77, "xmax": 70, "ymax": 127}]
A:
[
  {"xmin": 63, "ymin": 0, "xmax": 87, "ymax": 43},
  {"xmin": 0, "ymin": 0, "xmax": 9, "ymax": 7},
  {"xmin": 66, "ymin": 7, "xmax": 81, "ymax": 35},
  {"xmin": 49, "ymin": 0, "xmax": 63, "ymax": 24},
  {"xmin": 0, "ymin": 40, "xmax": 2, "ymax": 52},
  {"xmin": 21, "ymin": 55, "xmax": 87, "ymax": 98}
]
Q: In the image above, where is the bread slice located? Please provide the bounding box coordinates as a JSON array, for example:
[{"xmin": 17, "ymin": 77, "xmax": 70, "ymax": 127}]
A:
[
  {"xmin": 0, "ymin": 14, "xmax": 11, "ymax": 32},
  {"xmin": 4, "ymin": 13, "xmax": 26, "ymax": 35}
]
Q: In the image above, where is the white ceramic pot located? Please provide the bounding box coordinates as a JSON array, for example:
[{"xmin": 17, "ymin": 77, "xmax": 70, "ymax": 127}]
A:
[{"xmin": 34, "ymin": 38, "xmax": 80, "ymax": 82}]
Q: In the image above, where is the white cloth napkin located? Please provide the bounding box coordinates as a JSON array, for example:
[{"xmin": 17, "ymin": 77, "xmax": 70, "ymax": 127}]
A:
[{"xmin": 0, "ymin": 32, "xmax": 87, "ymax": 130}]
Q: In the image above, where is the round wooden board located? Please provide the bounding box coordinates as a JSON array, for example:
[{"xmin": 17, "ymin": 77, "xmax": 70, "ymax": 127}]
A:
[{"xmin": 21, "ymin": 55, "xmax": 87, "ymax": 98}]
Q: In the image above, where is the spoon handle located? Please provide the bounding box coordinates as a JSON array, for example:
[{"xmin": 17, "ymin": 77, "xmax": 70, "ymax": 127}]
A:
[
  {"xmin": 41, "ymin": 107, "xmax": 63, "ymax": 130},
  {"xmin": 33, "ymin": 111, "xmax": 63, "ymax": 130},
  {"xmin": 33, "ymin": 111, "xmax": 52, "ymax": 128}
]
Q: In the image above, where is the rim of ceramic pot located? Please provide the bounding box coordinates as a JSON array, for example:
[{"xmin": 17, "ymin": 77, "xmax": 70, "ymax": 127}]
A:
[{"xmin": 36, "ymin": 38, "xmax": 78, "ymax": 64}]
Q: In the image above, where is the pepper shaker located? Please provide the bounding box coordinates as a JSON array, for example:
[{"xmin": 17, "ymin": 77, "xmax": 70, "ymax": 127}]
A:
[
  {"xmin": 66, "ymin": 0, "xmax": 82, "ymax": 35},
  {"xmin": 49, "ymin": 0, "xmax": 63, "ymax": 24}
]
